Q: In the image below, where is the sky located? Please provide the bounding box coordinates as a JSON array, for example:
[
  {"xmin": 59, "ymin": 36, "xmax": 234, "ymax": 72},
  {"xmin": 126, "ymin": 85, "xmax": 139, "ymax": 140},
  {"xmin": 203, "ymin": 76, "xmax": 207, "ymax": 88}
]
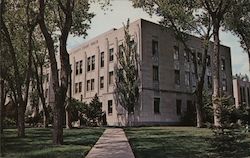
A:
[{"xmin": 67, "ymin": 0, "xmax": 249, "ymax": 76}]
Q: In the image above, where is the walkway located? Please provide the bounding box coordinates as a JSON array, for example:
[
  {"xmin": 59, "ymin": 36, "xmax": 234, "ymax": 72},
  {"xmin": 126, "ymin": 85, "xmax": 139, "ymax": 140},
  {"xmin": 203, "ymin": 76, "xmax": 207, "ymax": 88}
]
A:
[{"xmin": 85, "ymin": 128, "xmax": 135, "ymax": 158}]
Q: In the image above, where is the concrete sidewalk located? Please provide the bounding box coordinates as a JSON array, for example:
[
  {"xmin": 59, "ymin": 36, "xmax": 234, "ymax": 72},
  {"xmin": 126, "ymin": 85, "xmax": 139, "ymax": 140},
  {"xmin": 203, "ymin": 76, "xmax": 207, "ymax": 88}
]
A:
[{"xmin": 85, "ymin": 128, "xmax": 135, "ymax": 158}]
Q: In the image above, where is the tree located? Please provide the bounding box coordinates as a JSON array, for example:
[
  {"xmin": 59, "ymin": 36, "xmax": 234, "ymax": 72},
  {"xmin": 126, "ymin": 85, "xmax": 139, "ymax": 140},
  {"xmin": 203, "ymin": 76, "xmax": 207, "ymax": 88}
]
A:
[
  {"xmin": 36, "ymin": 0, "xmax": 95, "ymax": 144},
  {"xmin": 1, "ymin": 0, "xmax": 38, "ymax": 136},
  {"xmin": 132, "ymin": 0, "xmax": 213, "ymax": 127},
  {"xmin": 114, "ymin": 19, "xmax": 140, "ymax": 126},
  {"xmin": 87, "ymin": 94, "xmax": 102, "ymax": 126}
]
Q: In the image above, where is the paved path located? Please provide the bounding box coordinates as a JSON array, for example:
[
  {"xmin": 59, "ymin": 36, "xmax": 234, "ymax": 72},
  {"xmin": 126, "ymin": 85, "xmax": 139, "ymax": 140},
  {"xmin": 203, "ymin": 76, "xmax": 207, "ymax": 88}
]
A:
[{"xmin": 85, "ymin": 128, "xmax": 135, "ymax": 158}]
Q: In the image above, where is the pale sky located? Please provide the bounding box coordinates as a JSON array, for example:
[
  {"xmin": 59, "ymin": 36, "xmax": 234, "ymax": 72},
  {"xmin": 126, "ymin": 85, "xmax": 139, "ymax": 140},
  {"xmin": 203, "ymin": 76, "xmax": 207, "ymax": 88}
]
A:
[{"xmin": 67, "ymin": 0, "xmax": 249, "ymax": 76}]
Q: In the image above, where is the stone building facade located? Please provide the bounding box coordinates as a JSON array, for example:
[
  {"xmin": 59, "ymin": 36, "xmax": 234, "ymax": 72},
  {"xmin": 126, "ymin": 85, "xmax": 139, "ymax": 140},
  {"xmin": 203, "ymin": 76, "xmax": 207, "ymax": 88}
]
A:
[
  {"xmin": 233, "ymin": 75, "xmax": 250, "ymax": 108},
  {"xmin": 67, "ymin": 19, "xmax": 233, "ymax": 126}
]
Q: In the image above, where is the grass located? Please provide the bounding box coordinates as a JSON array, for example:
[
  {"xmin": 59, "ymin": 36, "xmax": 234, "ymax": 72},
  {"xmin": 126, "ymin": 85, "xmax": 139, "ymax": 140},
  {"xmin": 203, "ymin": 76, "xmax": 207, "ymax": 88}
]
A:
[
  {"xmin": 2, "ymin": 127, "xmax": 105, "ymax": 158},
  {"xmin": 125, "ymin": 126, "xmax": 250, "ymax": 158}
]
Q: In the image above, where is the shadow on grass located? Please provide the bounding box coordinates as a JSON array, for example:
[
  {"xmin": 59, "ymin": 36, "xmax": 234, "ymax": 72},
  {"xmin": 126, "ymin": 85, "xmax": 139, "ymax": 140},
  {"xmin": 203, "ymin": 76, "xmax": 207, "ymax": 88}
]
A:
[
  {"xmin": 125, "ymin": 127, "xmax": 250, "ymax": 158},
  {"xmin": 3, "ymin": 127, "xmax": 104, "ymax": 158}
]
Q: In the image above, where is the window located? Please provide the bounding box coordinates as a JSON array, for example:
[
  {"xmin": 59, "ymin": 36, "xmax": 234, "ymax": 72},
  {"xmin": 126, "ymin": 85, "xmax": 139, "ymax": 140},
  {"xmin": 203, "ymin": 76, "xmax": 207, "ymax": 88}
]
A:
[
  {"xmin": 91, "ymin": 79, "xmax": 95, "ymax": 90},
  {"xmin": 87, "ymin": 57, "xmax": 91, "ymax": 72},
  {"xmin": 100, "ymin": 76, "xmax": 104, "ymax": 89},
  {"xmin": 100, "ymin": 52, "xmax": 104, "ymax": 67},
  {"xmin": 92, "ymin": 55, "xmax": 95, "ymax": 70},
  {"xmin": 108, "ymin": 100, "xmax": 113, "ymax": 114},
  {"xmin": 109, "ymin": 48, "xmax": 114, "ymax": 61},
  {"xmin": 152, "ymin": 40, "xmax": 158, "ymax": 55},
  {"xmin": 222, "ymin": 79, "xmax": 227, "ymax": 91},
  {"xmin": 247, "ymin": 87, "xmax": 250, "ymax": 106},
  {"xmin": 207, "ymin": 76, "xmax": 212, "ymax": 89},
  {"xmin": 174, "ymin": 46, "xmax": 179, "ymax": 60},
  {"xmin": 153, "ymin": 66, "xmax": 159, "ymax": 81},
  {"xmin": 176, "ymin": 99, "xmax": 182, "ymax": 116},
  {"xmin": 186, "ymin": 100, "xmax": 194, "ymax": 114},
  {"xmin": 118, "ymin": 44, "xmax": 123, "ymax": 58},
  {"xmin": 207, "ymin": 55, "xmax": 211, "ymax": 67},
  {"xmin": 80, "ymin": 95, "xmax": 83, "ymax": 102},
  {"xmin": 175, "ymin": 70, "xmax": 180, "ymax": 85},
  {"xmin": 75, "ymin": 62, "xmax": 79, "ymax": 75},
  {"xmin": 221, "ymin": 58, "xmax": 226, "ymax": 71},
  {"xmin": 240, "ymin": 87, "xmax": 243, "ymax": 104},
  {"xmin": 185, "ymin": 72, "xmax": 190, "ymax": 86},
  {"xmin": 45, "ymin": 89, "xmax": 48, "ymax": 98},
  {"xmin": 109, "ymin": 71, "xmax": 114, "ymax": 85},
  {"xmin": 79, "ymin": 60, "xmax": 83, "ymax": 74},
  {"xmin": 87, "ymin": 80, "xmax": 90, "ymax": 91},
  {"xmin": 154, "ymin": 98, "xmax": 160, "ymax": 114},
  {"xmin": 75, "ymin": 83, "xmax": 78, "ymax": 93},
  {"xmin": 197, "ymin": 52, "xmax": 202, "ymax": 65},
  {"xmin": 184, "ymin": 49, "xmax": 190, "ymax": 62},
  {"xmin": 79, "ymin": 82, "xmax": 82, "ymax": 93},
  {"xmin": 192, "ymin": 73, "xmax": 196, "ymax": 87}
]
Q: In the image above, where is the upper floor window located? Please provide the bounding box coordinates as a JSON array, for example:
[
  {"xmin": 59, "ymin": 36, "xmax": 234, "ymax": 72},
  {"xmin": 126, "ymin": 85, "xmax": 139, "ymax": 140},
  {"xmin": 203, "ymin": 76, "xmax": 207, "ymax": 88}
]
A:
[
  {"xmin": 173, "ymin": 46, "xmax": 179, "ymax": 60},
  {"xmin": 153, "ymin": 66, "xmax": 159, "ymax": 81},
  {"xmin": 118, "ymin": 44, "xmax": 124, "ymax": 58},
  {"xmin": 221, "ymin": 58, "xmax": 226, "ymax": 71},
  {"xmin": 79, "ymin": 60, "xmax": 83, "ymax": 74},
  {"xmin": 152, "ymin": 40, "xmax": 158, "ymax": 55},
  {"xmin": 87, "ymin": 57, "xmax": 91, "ymax": 72},
  {"xmin": 91, "ymin": 55, "xmax": 95, "ymax": 70},
  {"xmin": 100, "ymin": 52, "xmax": 104, "ymax": 68},
  {"xmin": 91, "ymin": 79, "xmax": 95, "ymax": 90},
  {"xmin": 75, "ymin": 83, "xmax": 78, "ymax": 93},
  {"xmin": 109, "ymin": 48, "xmax": 114, "ymax": 61},
  {"xmin": 222, "ymin": 78, "xmax": 227, "ymax": 91},
  {"xmin": 75, "ymin": 61, "xmax": 79, "ymax": 75},
  {"xmin": 100, "ymin": 76, "xmax": 104, "ymax": 89},
  {"xmin": 109, "ymin": 71, "xmax": 114, "ymax": 85},
  {"xmin": 185, "ymin": 72, "xmax": 190, "ymax": 86},
  {"xmin": 175, "ymin": 70, "xmax": 180, "ymax": 85},
  {"xmin": 87, "ymin": 80, "xmax": 90, "ymax": 91},
  {"xmin": 79, "ymin": 82, "xmax": 82, "ymax": 93},
  {"xmin": 154, "ymin": 98, "xmax": 160, "ymax": 114},
  {"xmin": 184, "ymin": 49, "xmax": 190, "ymax": 62}
]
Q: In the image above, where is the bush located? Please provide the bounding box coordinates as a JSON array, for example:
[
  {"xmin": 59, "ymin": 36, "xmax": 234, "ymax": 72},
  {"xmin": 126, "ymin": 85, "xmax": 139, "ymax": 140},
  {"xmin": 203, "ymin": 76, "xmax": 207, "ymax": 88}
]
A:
[
  {"xmin": 3, "ymin": 117, "xmax": 16, "ymax": 127},
  {"xmin": 209, "ymin": 96, "xmax": 248, "ymax": 157}
]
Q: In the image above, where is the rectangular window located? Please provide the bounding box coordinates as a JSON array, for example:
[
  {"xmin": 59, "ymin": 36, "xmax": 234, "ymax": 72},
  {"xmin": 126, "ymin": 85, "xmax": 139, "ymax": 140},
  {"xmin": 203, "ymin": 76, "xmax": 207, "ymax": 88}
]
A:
[
  {"xmin": 100, "ymin": 76, "xmax": 104, "ymax": 89},
  {"xmin": 109, "ymin": 48, "xmax": 114, "ymax": 61},
  {"xmin": 118, "ymin": 44, "xmax": 123, "ymax": 58},
  {"xmin": 153, "ymin": 66, "xmax": 159, "ymax": 81},
  {"xmin": 80, "ymin": 95, "xmax": 83, "ymax": 102},
  {"xmin": 240, "ymin": 87, "xmax": 243, "ymax": 104},
  {"xmin": 222, "ymin": 79, "xmax": 227, "ymax": 91},
  {"xmin": 75, "ymin": 62, "xmax": 79, "ymax": 75},
  {"xmin": 79, "ymin": 60, "xmax": 83, "ymax": 74},
  {"xmin": 91, "ymin": 79, "xmax": 95, "ymax": 90},
  {"xmin": 100, "ymin": 52, "xmax": 104, "ymax": 67},
  {"xmin": 87, "ymin": 80, "xmax": 90, "ymax": 91},
  {"xmin": 207, "ymin": 55, "xmax": 211, "ymax": 67},
  {"xmin": 152, "ymin": 40, "xmax": 158, "ymax": 55},
  {"xmin": 207, "ymin": 76, "xmax": 212, "ymax": 89},
  {"xmin": 184, "ymin": 49, "xmax": 190, "ymax": 62},
  {"xmin": 92, "ymin": 55, "xmax": 95, "ymax": 70},
  {"xmin": 185, "ymin": 72, "xmax": 190, "ymax": 86},
  {"xmin": 192, "ymin": 73, "xmax": 196, "ymax": 87},
  {"xmin": 176, "ymin": 99, "xmax": 182, "ymax": 116},
  {"xmin": 79, "ymin": 82, "xmax": 82, "ymax": 93},
  {"xmin": 109, "ymin": 71, "xmax": 114, "ymax": 85},
  {"xmin": 175, "ymin": 70, "xmax": 180, "ymax": 85},
  {"xmin": 221, "ymin": 58, "xmax": 226, "ymax": 71},
  {"xmin": 174, "ymin": 46, "xmax": 179, "ymax": 60},
  {"xmin": 197, "ymin": 52, "xmax": 202, "ymax": 65},
  {"xmin": 75, "ymin": 83, "xmax": 78, "ymax": 93},
  {"xmin": 108, "ymin": 100, "xmax": 113, "ymax": 114},
  {"xmin": 87, "ymin": 57, "xmax": 91, "ymax": 72},
  {"xmin": 154, "ymin": 98, "xmax": 160, "ymax": 114}
]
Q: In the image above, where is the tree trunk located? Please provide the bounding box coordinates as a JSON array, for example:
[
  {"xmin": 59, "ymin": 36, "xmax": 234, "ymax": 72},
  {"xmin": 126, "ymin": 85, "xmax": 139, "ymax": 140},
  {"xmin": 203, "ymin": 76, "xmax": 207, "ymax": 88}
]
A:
[
  {"xmin": 17, "ymin": 102, "xmax": 25, "ymax": 137},
  {"xmin": 212, "ymin": 23, "xmax": 221, "ymax": 127},
  {"xmin": 53, "ymin": 98, "xmax": 63, "ymax": 144}
]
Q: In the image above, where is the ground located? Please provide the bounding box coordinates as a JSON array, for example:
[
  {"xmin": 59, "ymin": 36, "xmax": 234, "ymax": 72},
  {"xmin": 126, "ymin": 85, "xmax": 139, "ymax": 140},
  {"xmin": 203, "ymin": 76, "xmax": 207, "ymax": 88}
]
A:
[
  {"xmin": 125, "ymin": 126, "xmax": 250, "ymax": 158},
  {"xmin": 2, "ymin": 127, "xmax": 104, "ymax": 158}
]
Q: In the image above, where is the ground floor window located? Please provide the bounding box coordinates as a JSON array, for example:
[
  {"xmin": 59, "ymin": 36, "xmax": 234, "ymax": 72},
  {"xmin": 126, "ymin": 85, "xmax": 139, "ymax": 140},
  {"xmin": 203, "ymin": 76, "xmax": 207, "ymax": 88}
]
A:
[
  {"xmin": 154, "ymin": 98, "xmax": 160, "ymax": 114},
  {"xmin": 108, "ymin": 100, "xmax": 113, "ymax": 114},
  {"xmin": 176, "ymin": 99, "xmax": 182, "ymax": 116}
]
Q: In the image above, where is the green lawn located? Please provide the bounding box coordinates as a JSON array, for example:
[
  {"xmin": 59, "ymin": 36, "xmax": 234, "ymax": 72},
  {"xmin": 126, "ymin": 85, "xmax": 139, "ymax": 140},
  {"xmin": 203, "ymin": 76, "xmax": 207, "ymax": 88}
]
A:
[
  {"xmin": 2, "ymin": 127, "xmax": 104, "ymax": 158},
  {"xmin": 125, "ymin": 126, "xmax": 250, "ymax": 158}
]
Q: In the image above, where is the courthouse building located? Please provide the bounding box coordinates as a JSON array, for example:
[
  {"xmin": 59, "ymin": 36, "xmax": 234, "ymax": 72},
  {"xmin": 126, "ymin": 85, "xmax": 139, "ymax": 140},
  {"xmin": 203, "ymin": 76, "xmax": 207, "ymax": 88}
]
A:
[{"xmin": 46, "ymin": 19, "xmax": 233, "ymax": 126}]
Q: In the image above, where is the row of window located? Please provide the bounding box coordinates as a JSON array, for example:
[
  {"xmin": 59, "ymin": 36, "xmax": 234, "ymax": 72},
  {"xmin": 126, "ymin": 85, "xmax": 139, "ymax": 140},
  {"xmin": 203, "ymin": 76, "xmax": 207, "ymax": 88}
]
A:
[
  {"xmin": 74, "ymin": 71, "xmax": 114, "ymax": 93},
  {"xmin": 153, "ymin": 98, "xmax": 192, "ymax": 116},
  {"xmin": 75, "ymin": 48, "xmax": 115, "ymax": 76},
  {"xmin": 239, "ymin": 86, "xmax": 250, "ymax": 105}
]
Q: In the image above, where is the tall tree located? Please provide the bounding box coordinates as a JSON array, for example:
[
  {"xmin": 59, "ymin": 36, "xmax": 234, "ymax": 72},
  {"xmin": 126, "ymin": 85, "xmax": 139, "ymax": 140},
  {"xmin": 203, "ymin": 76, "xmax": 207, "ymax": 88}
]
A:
[
  {"xmin": 114, "ymin": 19, "xmax": 140, "ymax": 126},
  {"xmin": 1, "ymin": 0, "xmax": 38, "ymax": 136},
  {"xmin": 36, "ymin": 0, "xmax": 95, "ymax": 144}
]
